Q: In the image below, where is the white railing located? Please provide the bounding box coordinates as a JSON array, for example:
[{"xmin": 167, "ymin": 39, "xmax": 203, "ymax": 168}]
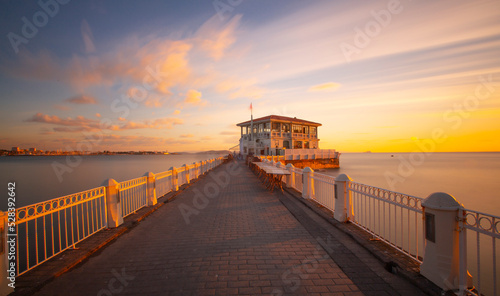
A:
[
  {"xmin": 177, "ymin": 166, "xmax": 187, "ymax": 186},
  {"xmin": 283, "ymin": 149, "xmax": 337, "ymax": 160},
  {"xmin": 285, "ymin": 166, "xmax": 303, "ymax": 192},
  {"xmin": 15, "ymin": 187, "xmax": 107, "ymax": 276},
  {"xmin": 4, "ymin": 155, "xmax": 226, "ymax": 277},
  {"xmin": 265, "ymin": 161, "xmax": 498, "ymax": 295},
  {"xmin": 119, "ymin": 177, "xmax": 148, "ymax": 218},
  {"xmin": 155, "ymin": 170, "xmax": 173, "ymax": 197},
  {"xmin": 311, "ymin": 173, "xmax": 336, "ymax": 212},
  {"xmin": 463, "ymin": 210, "xmax": 500, "ymax": 296},
  {"xmin": 349, "ymin": 182, "xmax": 425, "ymax": 262}
]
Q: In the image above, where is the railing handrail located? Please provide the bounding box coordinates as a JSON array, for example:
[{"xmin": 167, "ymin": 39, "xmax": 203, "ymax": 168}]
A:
[
  {"xmin": 119, "ymin": 176, "xmax": 147, "ymax": 190},
  {"xmin": 16, "ymin": 187, "xmax": 106, "ymax": 224},
  {"xmin": 464, "ymin": 210, "xmax": 500, "ymax": 239}
]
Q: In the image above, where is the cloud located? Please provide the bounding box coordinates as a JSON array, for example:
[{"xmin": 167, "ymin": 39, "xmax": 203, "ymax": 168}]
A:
[
  {"xmin": 173, "ymin": 110, "xmax": 181, "ymax": 115},
  {"xmin": 81, "ymin": 19, "xmax": 96, "ymax": 53},
  {"xmin": 180, "ymin": 134, "xmax": 194, "ymax": 138},
  {"xmin": 26, "ymin": 113, "xmax": 183, "ymax": 132},
  {"xmin": 195, "ymin": 15, "xmax": 241, "ymax": 61},
  {"xmin": 65, "ymin": 94, "xmax": 98, "ymax": 104},
  {"xmin": 54, "ymin": 104, "xmax": 71, "ymax": 111},
  {"xmin": 308, "ymin": 82, "xmax": 341, "ymax": 92},
  {"xmin": 95, "ymin": 113, "xmax": 101, "ymax": 117},
  {"xmin": 181, "ymin": 89, "xmax": 207, "ymax": 107},
  {"xmin": 215, "ymin": 77, "xmax": 266, "ymax": 100}
]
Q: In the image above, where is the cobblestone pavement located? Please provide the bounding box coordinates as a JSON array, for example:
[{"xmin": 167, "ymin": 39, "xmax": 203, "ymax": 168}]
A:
[{"xmin": 32, "ymin": 160, "xmax": 425, "ymax": 295}]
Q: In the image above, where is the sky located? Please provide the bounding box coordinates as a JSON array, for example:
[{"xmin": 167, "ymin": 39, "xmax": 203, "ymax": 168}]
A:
[{"xmin": 0, "ymin": 0, "xmax": 499, "ymax": 153}]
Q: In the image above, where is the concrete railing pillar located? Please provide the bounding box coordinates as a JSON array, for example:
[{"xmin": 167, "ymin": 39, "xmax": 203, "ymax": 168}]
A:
[
  {"xmin": 334, "ymin": 174, "xmax": 353, "ymax": 222},
  {"xmin": 420, "ymin": 192, "xmax": 473, "ymax": 292},
  {"xmin": 302, "ymin": 167, "xmax": 315, "ymax": 199},
  {"xmin": 193, "ymin": 162, "xmax": 200, "ymax": 179},
  {"xmin": 285, "ymin": 163, "xmax": 295, "ymax": 188},
  {"xmin": 170, "ymin": 167, "xmax": 179, "ymax": 191},
  {"xmin": 103, "ymin": 178, "xmax": 123, "ymax": 228},
  {"xmin": 144, "ymin": 172, "xmax": 157, "ymax": 206},
  {"xmin": 0, "ymin": 212, "xmax": 14, "ymax": 294},
  {"xmin": 183, "ymin": 164, "xmax": 190, "ymax": 184}
]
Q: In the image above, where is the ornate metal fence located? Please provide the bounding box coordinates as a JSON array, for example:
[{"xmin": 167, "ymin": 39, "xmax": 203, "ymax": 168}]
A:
[{"xmin": 15, "ymin": 187, "xmax": 107, "ymax": 275}]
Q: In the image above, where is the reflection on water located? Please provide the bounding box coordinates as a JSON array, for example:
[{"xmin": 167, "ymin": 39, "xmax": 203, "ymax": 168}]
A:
[{"xmin": 0, "ymin": 154, "xmax": 224, "ymax": 210}]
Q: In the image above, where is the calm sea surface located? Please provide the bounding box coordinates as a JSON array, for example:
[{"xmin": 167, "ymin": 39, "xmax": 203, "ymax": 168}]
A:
[
  {"xmin": 321, "ymin": 152, "xmax": 500, "ymax": 217},
  {"xmin": 1, "ymin": 152, "xmax": 498, "ymax": 216},
  {"xmin": 0, "ymin": 153, "xmax": 225, "ymax": 211}
]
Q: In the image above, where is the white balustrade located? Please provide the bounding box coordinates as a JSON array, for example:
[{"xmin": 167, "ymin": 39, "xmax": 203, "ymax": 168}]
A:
[{"xmin": 2, "ymin": 156, "xmax": 225, "ymax": 279}]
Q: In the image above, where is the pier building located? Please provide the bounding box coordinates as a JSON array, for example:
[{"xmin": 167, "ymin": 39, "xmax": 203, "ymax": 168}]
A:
[{"xmin": 236, "ymin": 115, "xmax": 340, "ymax": 168}]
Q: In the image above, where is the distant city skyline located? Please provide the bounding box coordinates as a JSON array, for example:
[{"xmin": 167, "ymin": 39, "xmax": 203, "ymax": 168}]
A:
[{"xmin": 0, "ymin": 0, "xmax": 499, "ymax": 152}]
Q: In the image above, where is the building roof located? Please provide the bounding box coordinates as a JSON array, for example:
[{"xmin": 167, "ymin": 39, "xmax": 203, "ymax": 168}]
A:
[{"xmin": 236, "ymin": 115, "xmax": 321, "ymax": 127}]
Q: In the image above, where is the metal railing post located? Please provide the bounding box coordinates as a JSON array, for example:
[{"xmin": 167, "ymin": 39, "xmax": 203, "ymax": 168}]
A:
[{"xmin": 334, "ymin": 174, "xmax": 353, "ymax": 222}]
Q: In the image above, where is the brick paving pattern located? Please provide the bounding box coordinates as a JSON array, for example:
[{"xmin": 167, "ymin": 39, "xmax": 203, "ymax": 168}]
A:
[{"xmin": 31, "ymin": 160, "xmax": 425, "ymax": 295}]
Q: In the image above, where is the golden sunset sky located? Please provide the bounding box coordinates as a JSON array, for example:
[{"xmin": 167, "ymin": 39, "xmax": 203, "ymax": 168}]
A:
[{"xmin": 0, "ymin": 0, "xmax": 499, "ymax": 152}]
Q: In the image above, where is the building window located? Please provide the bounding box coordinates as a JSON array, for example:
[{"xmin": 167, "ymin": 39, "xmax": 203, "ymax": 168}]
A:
[
  {"xmin": 282, "ymin": 124, "xmax": 290, "ymax": 133},
  {"xmin": 311, "ymin": 127, "xmax": 317, "ymax": 135},
  {"xmin": 294, "ymin": 141, "xmax": 302, "ymax": 149},
  {"xmin": 283, "ymin": 140, "xmax": 290, "ymax": 149},
  {"xmin": 264, "ymin": 122, "xmax": 270, "ymax": 132},
  {"xmin": 272, "ymin": 122, "xmax": 280, "ymax": 132},
  {"xmin": 292, "ymin": 125, "xmax": 302, "ymax": 133},
  {"xmin": 304, "ymin": 141, "xmax": 309, "ymax": 148},
  {"xmin": 302, "ymin": 126, "xmax": 309, "ymax": 134}
]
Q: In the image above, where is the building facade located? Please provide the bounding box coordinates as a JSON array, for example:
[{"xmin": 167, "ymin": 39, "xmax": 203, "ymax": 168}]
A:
[{"xmin": 237, "ymin": 115, "xmax": 321, "ymax": 156}]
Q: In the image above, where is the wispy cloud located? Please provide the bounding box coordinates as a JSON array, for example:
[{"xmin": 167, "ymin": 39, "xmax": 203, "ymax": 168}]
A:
[
  {"xmin": 308, "ymin": 82, "xmax": 341, "ymax": 92},
  {"xmin": 195, "ymin": 14, "xmax": 241, "ymax": 61},
  {"xmin": 54, "ymin": 104, "xmax": 71, "ymax": 111},
  {"xmin": 81, "ymin": 19, "xmax": 96, "ymax": 53},
  {"xmin": 65, "ymin": 94, "xmax": 98, "ymax": 104},
  {"xmin": 26, "ymin": 113, "xmax": 183, "ymax": 132}
]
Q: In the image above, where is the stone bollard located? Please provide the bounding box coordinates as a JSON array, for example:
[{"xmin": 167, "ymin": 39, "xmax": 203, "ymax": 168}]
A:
[
  {"xmin": 302, "ymin": 167, "xmax": 315, "ymax": 199},
  {"xmin": 103, "ymin": 179, "xmax": 123, "ymax": 228},
  {"xmin": 334, "ymin": 174, "xmax": 353, "ymax": 222},
  {"xmin": 183, "ymin": 164, "xmax": 190, "ymax": 184},
  {"xmin": 144, "ymin": 172, "xmax": 157, "ymax": 206},
  {"xmin": 420, "ymin": 192, "xmax": 473, "ymax": 292},
  {"xmin": 193, "ymin": 162, "xmax": 200, "ymax": 179},
  {"xmin": 0, "ymin": 212, "xmax": 14, "ymax": 294},
  {"xmin": 170, "ymin": 167, "xmax": 179, "ymax": 191},
  {"xmin": 285, "ymin": 163, "xmax": 295, "ymax": 188}
]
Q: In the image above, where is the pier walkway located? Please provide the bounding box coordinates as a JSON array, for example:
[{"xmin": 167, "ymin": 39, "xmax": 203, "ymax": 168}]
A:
[{"xmin": 27, "ymin": 160, "xmax": 425, "ymax": 295}]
